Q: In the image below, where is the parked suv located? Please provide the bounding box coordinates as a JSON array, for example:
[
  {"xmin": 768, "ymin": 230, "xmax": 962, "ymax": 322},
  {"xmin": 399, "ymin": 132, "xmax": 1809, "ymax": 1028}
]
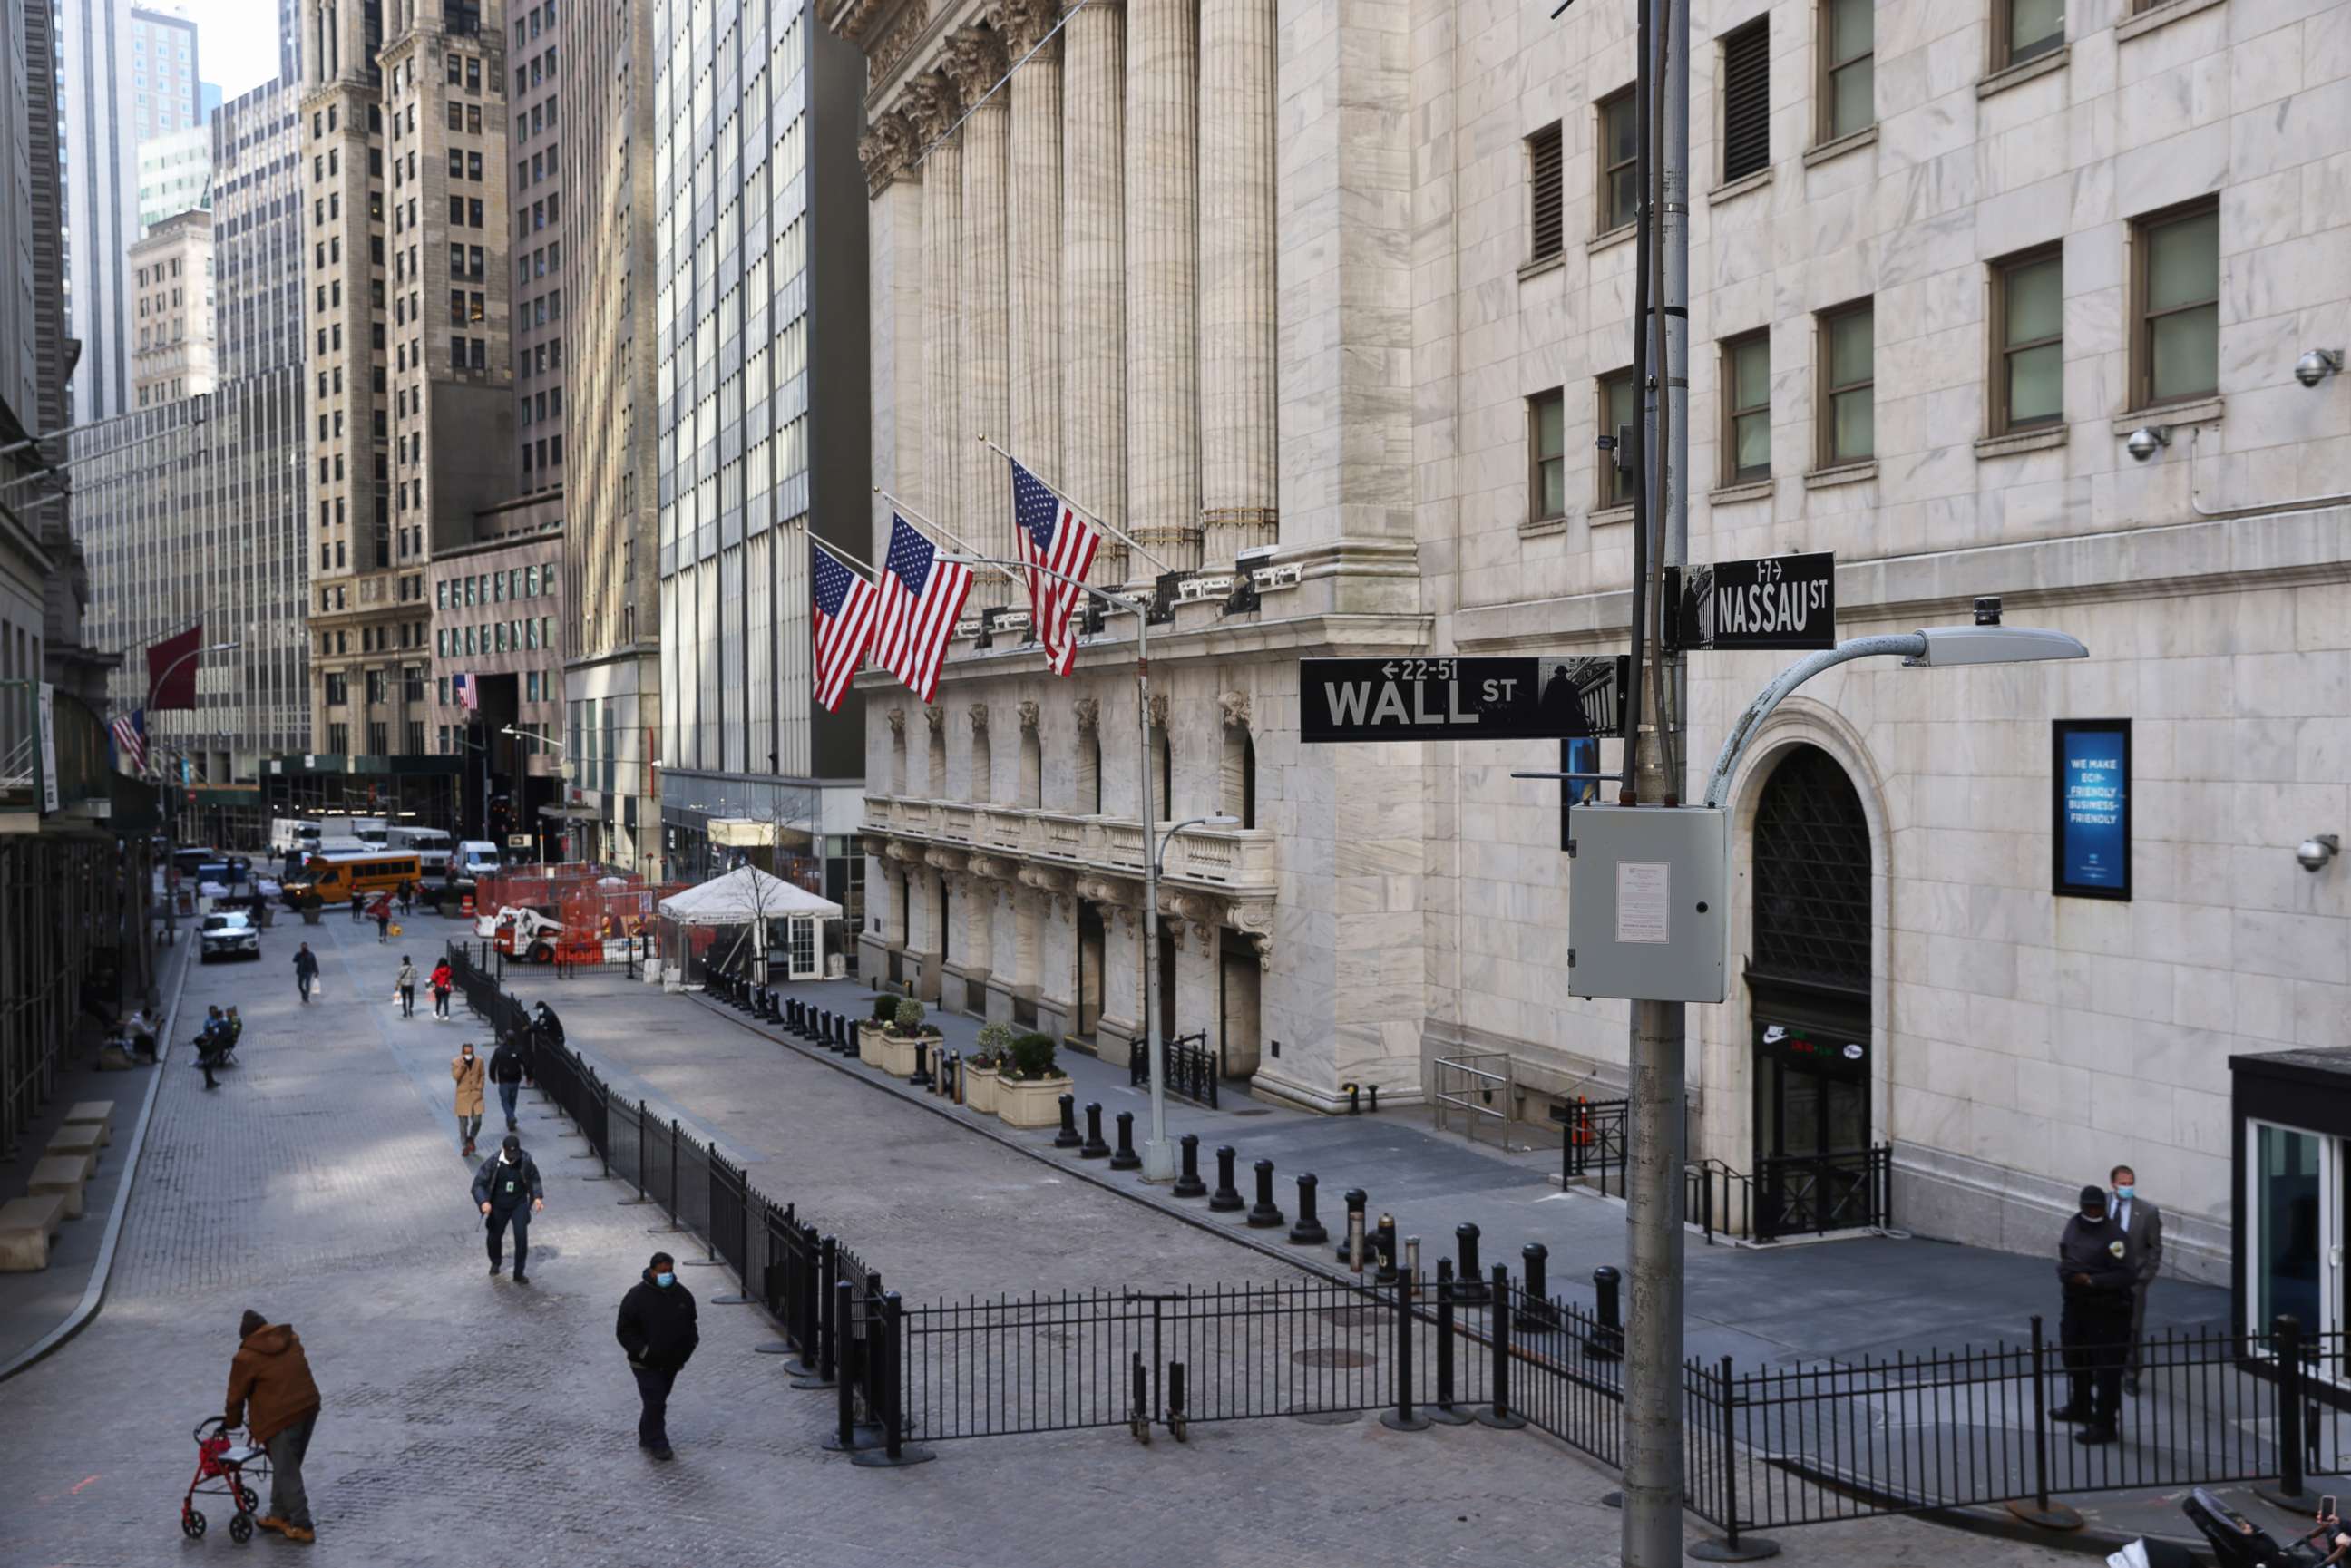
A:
[{"xmin": 199, "ymin": 911, "xmax": 261, "ymax": 964}]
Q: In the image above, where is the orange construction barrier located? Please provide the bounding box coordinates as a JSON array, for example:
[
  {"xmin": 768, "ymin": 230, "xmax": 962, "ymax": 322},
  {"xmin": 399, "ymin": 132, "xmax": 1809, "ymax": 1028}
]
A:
[{"xmin": 460, "ymin": 891, "xmax": 475, "ymax": 917}]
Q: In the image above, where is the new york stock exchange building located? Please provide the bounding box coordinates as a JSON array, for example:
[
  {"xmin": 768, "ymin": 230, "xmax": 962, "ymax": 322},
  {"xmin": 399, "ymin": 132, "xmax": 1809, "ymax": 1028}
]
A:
[{"xmin": 828, "ymin": 0, "xmax": 2351, "ymax": 1291}]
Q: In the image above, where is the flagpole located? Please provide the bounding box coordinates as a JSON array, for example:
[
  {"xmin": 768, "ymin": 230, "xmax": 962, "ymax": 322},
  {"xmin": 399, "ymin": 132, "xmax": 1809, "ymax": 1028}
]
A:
[
  {"xmin": 975, "ymin": 434, "xmax": 1175, "ymax": 577},
  {"xmin": 807, "ymin": 531, "xmax": 885, "ymax": 580},
  {"xmin": 875, "ymin": 488, "xmax": 1026, "ymax": 592}
]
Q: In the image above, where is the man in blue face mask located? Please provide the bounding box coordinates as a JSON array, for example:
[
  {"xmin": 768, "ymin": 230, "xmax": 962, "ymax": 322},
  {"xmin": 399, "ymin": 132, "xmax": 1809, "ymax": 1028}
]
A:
[
  {"xmin": 2110, "ymin": 1164, "xmax": 2163, "ymax": 1397},
  {"xmin": 616, "ymin": 1250, "xmax": 699, "ymax": 1460}
]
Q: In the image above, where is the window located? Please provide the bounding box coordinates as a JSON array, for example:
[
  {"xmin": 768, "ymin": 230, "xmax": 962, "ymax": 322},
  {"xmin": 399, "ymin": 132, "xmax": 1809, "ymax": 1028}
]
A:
[
  {"xmin": 1598, "ymin": 371, "xmax": 1636, "ymax": 505},
  {"xmin": 1993, "ymin": 248, "xmax": 2063, "ymax": 433},
  {"xmin": 1819, "ymin": 301, "xmax": 1875, "ymax": 465},
  {"xmin": 1527, "ymin": 122, "xmax": 1564, "ymax": 258},
  {"xmin": 1999, "ymin": 0, "xmax": 2064, "ymax": 66},
  {"xmin": 1723, "ymin": 332, "xmax": 1771, "ymax": 482},
  {"xmin": 2132, "ymin": 201, "xmax": 2219, "ymax": 409},
  {"xmin": 1528, "ymin": 389, "xmax": 1566, "ymax": 520},
  {"xmin": 1599, "ymin": 89, "xmax": 1638, "ymax": 234},
  {"xmin": 1721, "ymin": 21, "xmax": 1771, "ymax": 183},
  {"xmin": 448, "ymin": 102, "xmax": 463, "ymax": 131},
  {"xmin": 1819, "ymin": 0, "xmax": 1872, "ymax": 142}
]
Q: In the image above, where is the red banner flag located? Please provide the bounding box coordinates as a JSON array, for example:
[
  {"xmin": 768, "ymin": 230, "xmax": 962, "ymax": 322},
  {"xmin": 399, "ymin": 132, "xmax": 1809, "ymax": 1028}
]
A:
[{"xmin": 147, "ymin": 621, "xmax": 203, "ymax": 710}]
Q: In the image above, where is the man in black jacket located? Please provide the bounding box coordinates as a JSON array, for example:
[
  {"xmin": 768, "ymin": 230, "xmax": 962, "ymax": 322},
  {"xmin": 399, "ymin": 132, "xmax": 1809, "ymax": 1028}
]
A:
[
  {"xmin": 616, "ymin": 1251, "xmax": 699, "ymax": 1460},
  {"xmin": 488, "ymin": 1034, "xmax": 532, "ymax": 1133},
  {"xmin": 470, "ymin": 1134, "xmax": 546, "ymax": 1283},
  {"xmin": 2054, "ymin": 1183, "xmax": 2135, "ymax": 1444}
]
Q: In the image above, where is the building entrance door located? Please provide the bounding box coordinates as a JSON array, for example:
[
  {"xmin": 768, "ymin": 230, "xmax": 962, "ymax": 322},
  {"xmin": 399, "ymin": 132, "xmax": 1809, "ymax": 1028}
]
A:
[{"xmin": 1075, "ymin": 901, "xmax": 1105, "ymax": 1038}]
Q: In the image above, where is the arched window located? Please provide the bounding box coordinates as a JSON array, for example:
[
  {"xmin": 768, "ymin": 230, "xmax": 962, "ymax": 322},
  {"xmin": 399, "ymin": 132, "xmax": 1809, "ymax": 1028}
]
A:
[
  {"xmin": 1222, "ymin": 727, "xmax": 1256, "ymax": 829},
  {"xmin": 1153, "ymin": 729, "xmax": 1173, "ymax": 821}
]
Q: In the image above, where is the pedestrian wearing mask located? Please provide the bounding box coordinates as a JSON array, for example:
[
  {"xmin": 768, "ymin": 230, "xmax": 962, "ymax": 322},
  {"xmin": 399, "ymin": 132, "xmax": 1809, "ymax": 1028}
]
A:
[
  {"xmin": 395, "ymin": 956, "xmax": 417, "ymax": 1019},
  {"xmin": 2110, "ymin": 1164, "xmax": 2163, "ymax": 1397},
  {"xmin": 451, "ymin": 1042, "xmax": 486, "ymax": 1155},
  {"xmin": 471, "ymin": 1133, "xmax": 545, "ymax": 1283},
  {"xmin": 488, "ymin": 1033, "xmax": 531, "ymax": 1134},
  {"xmin": 616, "ymin": 1251, "xmax": 699, "ymax": 1460},
  {"xmin": 2053, "ymin": 1184, "xmax": 2134, "ymax": 1444}
]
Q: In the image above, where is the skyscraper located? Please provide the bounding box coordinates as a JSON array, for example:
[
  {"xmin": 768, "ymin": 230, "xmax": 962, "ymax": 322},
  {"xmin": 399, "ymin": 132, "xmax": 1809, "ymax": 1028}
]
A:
[
  {"xmin": 300, "ymin": 0, "xmax": 514, "ymax": 756},
  {"xmin": 56, "ymin": 0, "xmax": 141, "ymax": 421},
  {"xmin": 127, "ymin": 5, "xmax": 199, "ymax": 139},
  {"xmin": 507, "ymin": 0, "xmax": 557, "ymax": 496},
  {"xmin": 126, "ymin": 207, "xmax": 211, "ymax": 405},
  {"xmin": 211, "ymin": 76, "xmax": 302, "ymax": 379}
]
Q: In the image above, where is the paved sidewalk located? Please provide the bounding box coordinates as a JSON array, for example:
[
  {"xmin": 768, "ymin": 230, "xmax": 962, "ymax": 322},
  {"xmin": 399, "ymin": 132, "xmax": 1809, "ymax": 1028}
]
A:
[
  {"xmin": 541, "ymin": 966, "xmax": 2227, "ymax": 1369},
  {"xmin": 0, "ymin": 906, "xmax": 2097, "ymax": 1566}
]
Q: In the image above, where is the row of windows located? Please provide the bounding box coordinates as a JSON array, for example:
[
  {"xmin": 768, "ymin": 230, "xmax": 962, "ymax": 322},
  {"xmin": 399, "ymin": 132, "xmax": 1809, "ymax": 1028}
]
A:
[
  {"xmin": 514, "ymin": 45, "xmax": 557, "ymax": 98},
  {"xmin": 436, "ymin": 617, "xmax": 552, "ymax": 657},
  {"xmin": 520, "ymin": 386, "xmax": 563, "ymax": 426},
  {"xmin": 521, "ymin": 433, "xmax": 565, "ymax": 472},
  {"xmin": 516, "ymin": 145, "xmax": 560, "ymax": 189},
  {"xmin": 522, "ymin": 191, "xmax": 561, "ymax": 237},
  {"xmin": 518, "ymin": 338, "xmax": 564, "ymax": 380},
  {"xmin": 517, "ymin": 240, "xmax": 561, "ymax": 286},
  {"xmin": 1531, "ymin": 0, "xmax": 2172, "ymax": 254},
  {"xmin": 517, "ymin": 97, "xmax": 560, "ymax": 142},
  {"xmin": 1522, "ymin": 201, "xmax": 2219, "ymax": 518},
  {"xmin": 512, "ymin": 1, "xmax": 558, "ymax": 48},
  {"xmin": 440, "ymin": 563, "xmax": 556, "ymax": 609}
]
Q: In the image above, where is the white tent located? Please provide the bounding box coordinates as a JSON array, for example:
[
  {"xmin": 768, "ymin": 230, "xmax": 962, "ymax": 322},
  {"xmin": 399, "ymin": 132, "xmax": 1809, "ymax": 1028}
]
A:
[{"xmin": 657, "ymin": 865, "xmax": 842, "ymax": 985}]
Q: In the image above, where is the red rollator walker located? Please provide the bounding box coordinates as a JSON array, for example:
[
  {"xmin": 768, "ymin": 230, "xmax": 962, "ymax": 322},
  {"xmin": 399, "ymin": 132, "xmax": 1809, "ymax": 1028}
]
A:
[{"xmin": 180, "ymin": 1414, "xmax": 272, "ymax": 1543}]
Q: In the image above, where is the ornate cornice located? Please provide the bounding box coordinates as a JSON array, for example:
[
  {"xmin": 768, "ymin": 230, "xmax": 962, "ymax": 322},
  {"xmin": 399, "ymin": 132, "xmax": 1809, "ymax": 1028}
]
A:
[
  {"xmin": 858, "ymin": 110, "xmax": 919, "ymax": 197},
  {"xmin": 1218, "ymin": 690, "xmax": 1251, "ymax": 730},
  {"xmin": 902, "ymin": 70, "xmax": 962, "ymax": 144},
  {"xmin": 998, "ymin": 0, "xmax": 1058, "ymax": 53},
  {"xmin": 941, "ymin": 24, "xmax": 1007, "ymax": 103},
  {"xmin": 831, "ymin": 0, "xmax": 893, "ymax": 40},
  {"xmin": 868, "ymin": 1, "xmax": 931, "ymax": 87}
]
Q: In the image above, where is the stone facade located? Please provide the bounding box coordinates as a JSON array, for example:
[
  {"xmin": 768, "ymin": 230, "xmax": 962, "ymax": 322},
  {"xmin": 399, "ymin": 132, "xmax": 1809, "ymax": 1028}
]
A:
[
  {"xmin": 128, "ymin": 209, "xmax": 213, "ymax": 406},
  {"xmin": 838, "ymin": 0, "xmax": 2351, "ymax": 1281}
]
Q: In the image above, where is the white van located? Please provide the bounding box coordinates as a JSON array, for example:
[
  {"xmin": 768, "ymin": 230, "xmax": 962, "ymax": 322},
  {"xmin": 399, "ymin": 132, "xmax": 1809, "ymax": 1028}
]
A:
[
  {"xmin": 387, "ymin": 825, "xmax": 454, "ymax": 877},
  {"xmin": 454, "ymin": 840, "xmax": 502, "ymax": 884},
  {"xmin": 269, "ymin": 818, "xmax": 323, "ymax": 855}
]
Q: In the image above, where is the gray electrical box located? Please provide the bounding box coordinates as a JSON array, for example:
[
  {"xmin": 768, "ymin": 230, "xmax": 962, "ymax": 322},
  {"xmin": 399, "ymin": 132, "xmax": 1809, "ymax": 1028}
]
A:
[{"xmin": 1566, "ymin": 805, "xmax": 1728, "ymax": 1003}]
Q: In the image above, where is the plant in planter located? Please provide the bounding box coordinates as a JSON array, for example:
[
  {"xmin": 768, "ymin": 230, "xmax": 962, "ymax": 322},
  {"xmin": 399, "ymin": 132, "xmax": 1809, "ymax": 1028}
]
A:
[
  {"xmin": 878, "ymin": 997, "xmax": 938, "ymax": 1077},
  {"xmin": 963, "ymin": 1022, "xmax": 1014, "ymax": 1115},
  {"xmin": 856, "ymin": 991, "xmax": 896, "ymax": 1068},
  {"xmin": 994, "ymin": 1030, "xmax": 1072, "ymax": 1128}
]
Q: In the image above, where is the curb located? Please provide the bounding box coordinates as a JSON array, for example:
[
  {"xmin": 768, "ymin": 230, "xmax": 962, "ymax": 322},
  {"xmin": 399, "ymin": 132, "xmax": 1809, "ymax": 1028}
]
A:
[
  {"xmin": 0, "ymin": 930, "xmax": 194, "ymax": 1382},
  {"xmin": 1921, "ymin": 1502, "xmax": 2214, "ymax": 1566}
]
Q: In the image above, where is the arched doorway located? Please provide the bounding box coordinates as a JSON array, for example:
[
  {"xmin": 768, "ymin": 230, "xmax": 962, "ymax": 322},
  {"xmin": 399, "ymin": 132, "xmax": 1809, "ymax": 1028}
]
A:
[{"xmin": 1748, "ymin": 745, "xmax": 1875, "ymax": 1234}]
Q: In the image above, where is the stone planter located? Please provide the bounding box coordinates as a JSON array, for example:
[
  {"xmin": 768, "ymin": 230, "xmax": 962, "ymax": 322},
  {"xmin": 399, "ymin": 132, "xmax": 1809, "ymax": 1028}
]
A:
[
  {"xmin": 963, "ymin": 1063, "xmax": 1001, "ymax": 1115},
  {"xmin": 857, "ymin": 1020, "xmax": 886, "ymax": 1067},
  {"xmin": 878, "ymin": 1029, "xmax": 938, "ymax": 1078},
  {"xmin": 995, "ymin": 1073, "xmax": 1072, "ymax": 1129}
]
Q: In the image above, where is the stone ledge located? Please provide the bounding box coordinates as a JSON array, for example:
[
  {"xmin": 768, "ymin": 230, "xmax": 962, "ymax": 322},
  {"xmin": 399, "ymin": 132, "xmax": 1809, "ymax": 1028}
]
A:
[
  {"xmin": 1802, "ymin": 124, "xmax": 1877, "ymax": 169},
  {"xmin": 1708, "ymin": 478, "xmax": 1774, "ymax": 505},
  {"xmin": 1976, "ymin": 44, "xmax": 2069, "ymax": 98},
  {"xmin": 1517, "ymin": 250, "xmax": 1566, "ymax": 282},
  {"xmin": 2112, "ymin": 395, "xmax": 2224, "ymax": 437},
  {"xmin": 1708, "ymin": 166, "xmax": 1772, "ymax": 206},
  {"xmin": 1803, "ymin": 459, "xmax": 1878, "ymax": 490},
  {"xmin": 1590, "ymin": 502, "xmax": 1635, "ymax": 527},
  {"xmin": 1973, "ymin": 425, "xmax": 2068, "ymax": 459},
  {"xmin": 1586, "ymin": 223, "xmax": 1634, "ymax": 256},
  {"xmin": 2116, "ymin": 0, "xmax": 2225, "ymax": 42},
  {"xmin": 1519, "ymin": 512, "xmax": 1571, "ymax": 539}
]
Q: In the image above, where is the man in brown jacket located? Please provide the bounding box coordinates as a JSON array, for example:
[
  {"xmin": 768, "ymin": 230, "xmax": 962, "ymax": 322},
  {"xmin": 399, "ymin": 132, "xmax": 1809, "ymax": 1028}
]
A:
[
  {"xmin": 224, "ymin": 1309, "xmax": 322, "ymax": 1543},
  {"xmin": 452, "ymin": 1042, "xmax": 486, "ymax": 1155}
]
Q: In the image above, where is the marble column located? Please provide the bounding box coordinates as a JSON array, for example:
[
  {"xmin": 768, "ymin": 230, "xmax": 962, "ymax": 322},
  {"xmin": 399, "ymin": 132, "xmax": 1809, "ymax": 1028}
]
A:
[
  {"xmin": 1004, "ymin": 0, "xmax": 1062, "ymax": 496},
  {"xmin": 948, "ymin": 27, "xmax": 1012, "ymax": 607},
  {"xmin": 908, "ymin": 72, "xmax": 964, "ymax": 588},
  {"xmin": 1060, "ymin": 0, "xmax": 1127, "ymax": 584},
  {"xmin": 859, "ymin": 112, "xmax": 924, "ymax": 556},
  {"xmin": 1197, "ymin": 0, "xmax": 1278, "ymax": 568},
  {"xmin": 1124, "ymin": 0, "xmax": 1199, "ymax": 575}
]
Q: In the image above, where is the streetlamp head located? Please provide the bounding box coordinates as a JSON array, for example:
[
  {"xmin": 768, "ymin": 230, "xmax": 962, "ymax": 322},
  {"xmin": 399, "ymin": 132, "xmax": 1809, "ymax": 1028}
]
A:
[
  {"xmin": 1901, "ymin": 626, "xmax": 2090, "ymax": 667},
  {"xmin": 1202, "ymin": 814, "xmax": 1242, "ymax": 827}
]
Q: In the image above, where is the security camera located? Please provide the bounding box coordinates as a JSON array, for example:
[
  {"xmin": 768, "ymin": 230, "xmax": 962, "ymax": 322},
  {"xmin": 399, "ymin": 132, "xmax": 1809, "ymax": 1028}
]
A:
[
  {"xmin": 2295, "ymin": 349, "xmax": 2345, "ymax": 389},
  {"xmin": 2298, "ymin": 834, "xmax": 2340, "ymax": 873},
  {"xmin": 2125, "ymin": 426, "xmax": 2171, "ymax": 462}
]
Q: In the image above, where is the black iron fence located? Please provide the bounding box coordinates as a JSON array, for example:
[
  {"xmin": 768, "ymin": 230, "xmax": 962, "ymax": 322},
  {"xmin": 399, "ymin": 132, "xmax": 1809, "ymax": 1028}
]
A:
[
  {"xmin": 1757, "ymin": 1144, "xmax": 1892, "ymax": 1239},
  {"xmin": 1555, "ymin": 1098, "xmax": 1628, "ymax": 1194},
  {"xmin": 463, "ymin": 946, "xmax": 2351, "ymax": 1532},
  {"xmin": 1128, "ymin": 1028, "xmax": 1220, "ymax": 1108}
]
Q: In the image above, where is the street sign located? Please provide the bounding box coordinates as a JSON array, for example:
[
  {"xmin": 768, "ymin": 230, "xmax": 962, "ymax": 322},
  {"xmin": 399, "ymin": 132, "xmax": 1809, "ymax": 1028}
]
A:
[
  {"xmin": 1666, "ymin": 552, "xmax": 1836, "ymax": 650},
  {"xmin": 1300, "ymin": 656, "xmax": 1628, "ymax": 744}
]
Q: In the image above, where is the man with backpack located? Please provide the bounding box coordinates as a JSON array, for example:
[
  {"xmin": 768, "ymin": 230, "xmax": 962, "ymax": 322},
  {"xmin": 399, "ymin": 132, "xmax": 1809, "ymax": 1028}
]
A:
[
  {"xmin": 471, "ymin": 1133, "xmax": 545, "ymax": 1283},
  {"xmin": 488, "ymin": 1033, "xmax": 532, "ymax": 1134}
]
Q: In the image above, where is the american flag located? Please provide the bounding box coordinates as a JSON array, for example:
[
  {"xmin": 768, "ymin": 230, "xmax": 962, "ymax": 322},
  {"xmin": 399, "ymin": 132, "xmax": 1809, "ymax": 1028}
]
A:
[
  {"xmin": 109, "ymin": 708, "xmax": 146, "ymax": 774},
  {"xmin": 873, "ymin": 515, "xmax": 972, "ymax": 704},
  {"xmin": 810, "ymin": 541, "xmax": 880, "ymax": 713},
  {"xmin": 1011, "ymin": 460, "xmax": 1101, "ymax": 677},
  {"xmin": 453, "ymin": 672, "xmax": 479, "ymax": 711}
]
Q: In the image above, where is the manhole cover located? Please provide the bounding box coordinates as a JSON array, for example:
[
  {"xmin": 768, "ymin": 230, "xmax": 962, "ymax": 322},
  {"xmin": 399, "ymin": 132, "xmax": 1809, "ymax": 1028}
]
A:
[{"xmin": 1292, "ymin": 1347, "xmax": 1374, "ymax": 1369}]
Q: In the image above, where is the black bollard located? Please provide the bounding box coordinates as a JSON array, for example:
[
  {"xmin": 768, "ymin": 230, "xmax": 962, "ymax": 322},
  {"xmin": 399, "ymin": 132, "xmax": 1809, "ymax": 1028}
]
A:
[
  {"xmin": 1207, "ymin": 1145, "xmax": 1244, "ymax": 1212},
  {"xmin": 1053, "ymin": 1093, "xmax": 1083, "ymax": 1149},
  {"xmin": 1369, "ymin": 1085, "xmax": 1380, "ymax": 1114},
  {"xmin": 1453, "ymin": 1222, "xmax": 1488, "ymax": 1304},
  {"xmin": 1336, "ymin": 1188, "xmax": 1370, "ymax": 1267},
  {"xmin": 1245, "ymin": 1158, "xmax": 1284, "ymax": 1228},
  {"xmin": 789, "ymin": 998, "xmax": 804, "ymax": 1033},
  {"xmin": 1478, "ymin": 1263, "xmax": 1526, "ymax": 1429},
  {"xmin": 1373, "ymin": 1213, "xmax": 1399, "ymax": 1283},
  {"xmin": 941, "ymin": 1051, "xmax": 961, "ymax": 1101},
  {"xmin": 830, "ymin": 1013, "xmax": 853, "ymax": 1055},
  {"xmin": 1516, "ymin": 1242, "xmax": 1558, "ymax": 1332},
  {"xmin": 910, "ymin": 1039, "xmax": 932, "ymax": 1089},
  {"xmin": 1427, "ymin": 1259, "xmax": 1472, "ymax": 1423},
  {"xmin": 1173, "ymin": 1132, "xmax": 1207, "ymax": 1198},
  {"xmin": 1079, "ymin": 1102, "xmax": 1111, "ymax": 1158},
  {"xmin": 1109, "ymin": 1111, "xmax": 1142, "ymax": 1170},
  {"xmin": 1288, "ymin": 1173, "xmax": 1329, "ymax": 1245},
  {"xmin": 1588, "ymin": 1265, "xmax": 1624, "ymax": 1360}
]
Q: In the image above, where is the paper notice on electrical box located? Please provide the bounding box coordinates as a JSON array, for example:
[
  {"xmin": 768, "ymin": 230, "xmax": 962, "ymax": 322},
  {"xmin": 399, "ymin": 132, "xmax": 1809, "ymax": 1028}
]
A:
[{"xmin": 1615, "ymin": 861, "xmax": 1671, "ymax": 944}]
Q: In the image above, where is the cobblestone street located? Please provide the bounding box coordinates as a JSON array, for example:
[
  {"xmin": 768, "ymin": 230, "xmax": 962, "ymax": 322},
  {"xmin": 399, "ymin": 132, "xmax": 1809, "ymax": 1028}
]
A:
[{"xmin": 0, "ymin": 914, "xmax": 2088, "ymax": 1566}]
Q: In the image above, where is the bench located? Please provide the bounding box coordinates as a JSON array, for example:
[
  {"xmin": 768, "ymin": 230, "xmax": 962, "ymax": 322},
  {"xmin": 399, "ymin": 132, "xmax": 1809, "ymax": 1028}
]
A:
[
  {"xmin": 44, "ymin": 1124, "xmax": 102, "ymax": 1168},
  {"xmin": 0, "ymin": 1193, "xmax": 66, "ymax": 1271},
  {"xmin": 63, "ymin": 1100, "xmax": 115, "ymax": 1146},
  {"xmin": 27, "ymin": 1154, "xmax": 92, "ymax": 1220}
]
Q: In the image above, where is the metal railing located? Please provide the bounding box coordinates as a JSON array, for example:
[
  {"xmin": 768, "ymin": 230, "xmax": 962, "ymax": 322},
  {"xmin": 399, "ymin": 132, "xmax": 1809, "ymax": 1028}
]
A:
[
  {"xmin": 1757, "ymin": 1144, "xmax": 1891, "ymax": 1240},
  {"xmin": 1431, "ymin": 1052, "xmax": 1515, "ymax": 1146},
  {"xmin": 1128, "ymin": 1028, "xmax": 1219, "ymax": 1108},
  {"xmin": 1554, "ymin": 1097, "xmax": 1629, "ymax": 1193}
]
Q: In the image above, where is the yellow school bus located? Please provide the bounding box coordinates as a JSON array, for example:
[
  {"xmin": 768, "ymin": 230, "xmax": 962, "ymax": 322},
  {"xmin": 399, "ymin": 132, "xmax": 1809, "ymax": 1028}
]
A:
[{"xmin": 285, "ymin": 851, "xmax": 424, "ymax": 906}]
